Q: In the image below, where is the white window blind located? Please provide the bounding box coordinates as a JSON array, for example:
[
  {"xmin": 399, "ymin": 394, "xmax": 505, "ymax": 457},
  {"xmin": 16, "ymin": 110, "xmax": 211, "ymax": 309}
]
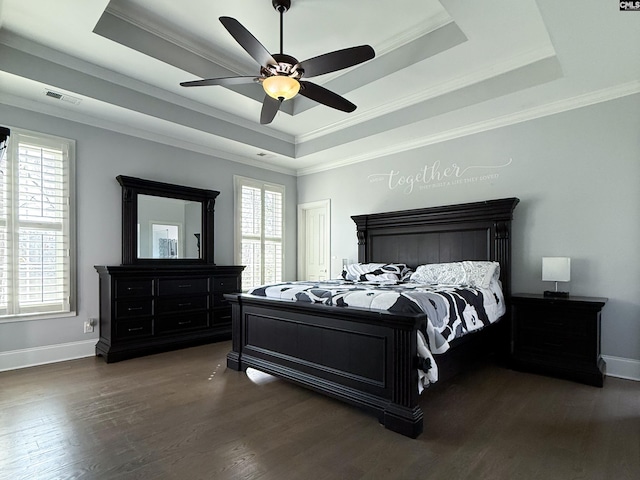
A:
[
  {"xmin": 0, "ymin": 129, "xmax": 76, "ymax": 319},
  {"xmin": 234, "ymin": 176, "xmax": 284, "ymax": 290}
]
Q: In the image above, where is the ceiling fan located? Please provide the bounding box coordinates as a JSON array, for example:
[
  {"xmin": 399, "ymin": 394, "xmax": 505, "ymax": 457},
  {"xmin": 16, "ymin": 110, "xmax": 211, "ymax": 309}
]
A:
[{"xmin": 180, "ymin": 0, "xmax": 375, "ymax": 125}]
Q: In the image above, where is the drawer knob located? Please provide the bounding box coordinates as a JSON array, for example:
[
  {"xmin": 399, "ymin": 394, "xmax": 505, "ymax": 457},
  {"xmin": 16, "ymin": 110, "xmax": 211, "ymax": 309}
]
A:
[
  {"xmin": 178, "ymin": 284, "xmax": 192, "ymax": 288},
  {"xmin": 128, "ymin": 326, "xmax": 144, "ymax": 332},
  {"xmin": 178, "ymin": 320, "xmax": 192, "ymax": 325},
  {"xmin": 178, "ymin": 302, "xmax": 192, "ymax": 307},
  {"xmin": 127, "ymin": 306, "xmax": 143, "ymax": 311}
]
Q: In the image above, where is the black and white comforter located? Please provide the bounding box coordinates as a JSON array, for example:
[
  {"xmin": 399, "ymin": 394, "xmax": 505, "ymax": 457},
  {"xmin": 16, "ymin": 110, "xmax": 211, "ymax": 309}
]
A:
[{"xmin": 248, "ymin": 279, "xmax": 505, "ymax": 392}]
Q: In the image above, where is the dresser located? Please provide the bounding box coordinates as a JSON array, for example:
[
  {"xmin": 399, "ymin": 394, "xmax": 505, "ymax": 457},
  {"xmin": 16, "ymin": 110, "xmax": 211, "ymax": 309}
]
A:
[
  {"xmin": 95, "ymin": 265, "xmax": 244, "ymax": 363},
  {"xmin": 510, "ymin": 293, "xmax": 607, "ymax": 387}
]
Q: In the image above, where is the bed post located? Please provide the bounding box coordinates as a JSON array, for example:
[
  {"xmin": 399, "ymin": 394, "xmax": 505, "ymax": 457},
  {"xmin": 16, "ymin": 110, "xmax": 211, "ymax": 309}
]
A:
[
  {"xmin": 382, "ymin": 326, "xmax": 424, "ymax": 438},
  {"xmin": 226, "ymin": 295, "xmax": 244, "ymax": 371},
  {"xmin": 353, "ymin": 216, "xmax": 368, "ymax": 262},
  {"xmin": 494, "ymin": 220, "xmax": 512, "ymax": 300}
]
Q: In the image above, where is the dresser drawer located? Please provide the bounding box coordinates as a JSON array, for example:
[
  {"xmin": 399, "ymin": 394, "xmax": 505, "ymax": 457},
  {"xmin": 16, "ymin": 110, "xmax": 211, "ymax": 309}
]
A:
[
  {"xmin": 155, "ymin": 312, "xmax": 209, "ymax": 334},
  {"xmin": 212, "ymin": 307, "xmax": 232, "ymax": 325},
  {"xmin": 115, "ymin": 299, "xmax": 153, "ymax": 319},
  {"xmin": 115, "ymin": 318, "xmax": 153, "ymax": 339},
  {"xmin": 115, "ymin": 278, "xmax": 154, "ymax": 298},
  {"xmin": 158, "ymin": 277, "xmax": 209, "ymax": 296},
  {"xmin": 156, "ymin": 294, "xmax": 209, "ymax": 314},
  {"xmin": 213, "ymin": 276, "xmax": 240, "ymax": 293},
  {"xmin": 213, "ymin": 293, "xmax": 232, "ymax": 307}
]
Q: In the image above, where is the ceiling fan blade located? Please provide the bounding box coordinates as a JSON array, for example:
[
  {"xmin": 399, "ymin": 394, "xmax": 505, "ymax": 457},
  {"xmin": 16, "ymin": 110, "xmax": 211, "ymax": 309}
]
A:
[
  {"xmin": 296, "ymin": 45, "xmax": 375, "ymax": 78},
  {"xmin": 219, "ymin": 16, "xmax": 277, "ymax": 68},
  {"xmin": 298, "ymin": 81, "xmax": 356, "ymax": 113},
  {"xmin": 260, "ymin": 95, "xmax": 283, "ymax": 124},
  {"xmin": 180, "ymin": 76, "xmax": 258, "ymax": 87}
]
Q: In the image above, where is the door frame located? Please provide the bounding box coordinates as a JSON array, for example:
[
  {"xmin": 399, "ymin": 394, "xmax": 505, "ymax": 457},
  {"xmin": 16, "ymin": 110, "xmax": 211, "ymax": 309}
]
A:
[{"xmin": 297, "ymin": 199, "xmax": 331, "ymax": 281}]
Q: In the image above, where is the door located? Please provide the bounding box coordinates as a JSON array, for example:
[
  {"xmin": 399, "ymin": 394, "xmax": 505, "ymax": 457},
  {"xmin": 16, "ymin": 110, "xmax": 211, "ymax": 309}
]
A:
[{"xmin": 298, "ymin": 200, "xmax": 330, "ymax": 281}]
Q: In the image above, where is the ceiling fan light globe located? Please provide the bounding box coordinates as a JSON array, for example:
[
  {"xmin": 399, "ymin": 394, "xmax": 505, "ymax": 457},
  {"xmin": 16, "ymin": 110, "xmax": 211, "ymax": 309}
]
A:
[{"xmin": 263, "ymin": 76, "xmax": 300, "ymax": 100}]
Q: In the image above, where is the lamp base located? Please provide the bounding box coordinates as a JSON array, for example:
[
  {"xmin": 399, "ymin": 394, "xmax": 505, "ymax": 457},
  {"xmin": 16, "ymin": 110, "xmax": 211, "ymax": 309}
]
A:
[{"xmin": 544, "ymin": 290, "xmax": 569, "ymax": 298}]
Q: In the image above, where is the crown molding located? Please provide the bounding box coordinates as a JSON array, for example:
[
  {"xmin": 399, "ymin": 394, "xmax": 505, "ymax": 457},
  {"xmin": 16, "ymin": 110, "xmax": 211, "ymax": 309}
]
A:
[
  {"xmin": 366, "ymin": 11, "xmax": 453, "ymax": 57},
  {"xmin": 296, "ymin": 45, "xmax": 558, "ymax": 144},
  {"xmin": 0, "ymin": 92, "xmax": 297, "ymax": 176},
  {"xmin": 296, "ymin": 81, "xmax": 640, "ymax": 176},
  {"xmin": 0, "ymin": 33, "xmax": 293, "ymax": 144},
  {"xmin": 4, "ymin": 79, "xmax": 637, "ymax": 179}
]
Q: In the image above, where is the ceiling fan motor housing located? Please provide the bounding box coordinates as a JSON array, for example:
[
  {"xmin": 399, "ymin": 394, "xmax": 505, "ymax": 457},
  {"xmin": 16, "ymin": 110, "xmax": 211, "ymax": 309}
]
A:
[{"xmin": 262, "ymin": 53, "xmax": 302, "ymax": 79}]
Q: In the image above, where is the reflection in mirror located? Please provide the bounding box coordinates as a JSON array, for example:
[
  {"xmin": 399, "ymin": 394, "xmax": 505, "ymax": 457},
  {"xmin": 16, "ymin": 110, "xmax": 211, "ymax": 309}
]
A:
[
  {"xmin": 137, "ymin": 194, "xmax": 202, "ymax": 259},
  {"xmin": 118, "ymin": 175, "xmax": 219, "ymax": 264}
]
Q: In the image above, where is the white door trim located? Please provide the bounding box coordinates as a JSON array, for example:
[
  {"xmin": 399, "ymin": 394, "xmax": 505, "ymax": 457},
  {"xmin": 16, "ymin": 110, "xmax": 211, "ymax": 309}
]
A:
[{"xmin": 297, "ymin": 199, "xmax": 331, "ymax": 281}]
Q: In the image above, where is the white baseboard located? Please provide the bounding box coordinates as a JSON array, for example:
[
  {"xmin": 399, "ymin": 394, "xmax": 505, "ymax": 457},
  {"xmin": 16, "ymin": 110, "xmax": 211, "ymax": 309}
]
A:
[
  {"xmin": 0, "ymin": 340, "xmax": 96, "ymax": 372},
  {"xmin": 1, "ymin": 342, "xmax": 638, "ymax": 382},
  {"xmin": 602, "ymin": 355, "xmax": 640, "ymax": 382}
]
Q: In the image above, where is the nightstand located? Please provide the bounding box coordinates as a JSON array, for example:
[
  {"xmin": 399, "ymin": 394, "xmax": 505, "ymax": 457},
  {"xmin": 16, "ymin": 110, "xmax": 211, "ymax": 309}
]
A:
[{"xmin": 510, "ymin": 294, "xmax": 607, "ymax": 387}]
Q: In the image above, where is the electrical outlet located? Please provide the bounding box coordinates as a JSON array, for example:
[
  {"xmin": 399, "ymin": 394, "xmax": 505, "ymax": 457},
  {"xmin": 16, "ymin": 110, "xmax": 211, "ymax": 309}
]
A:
[{"xmin": 83, "ymin": 319, "xmax": 95, "ymax": 334}]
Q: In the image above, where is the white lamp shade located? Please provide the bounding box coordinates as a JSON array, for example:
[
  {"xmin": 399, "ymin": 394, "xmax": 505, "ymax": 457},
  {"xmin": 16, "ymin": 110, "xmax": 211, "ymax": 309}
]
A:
[{"xmin": 542, "ymin": 257, "xmax": 571, "ymax": 282}]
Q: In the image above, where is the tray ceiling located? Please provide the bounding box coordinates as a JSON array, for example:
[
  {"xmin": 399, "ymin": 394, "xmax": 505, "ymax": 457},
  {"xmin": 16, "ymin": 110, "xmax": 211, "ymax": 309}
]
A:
[{"xmin": 0, "ymin": 0, "xmax": 638, "ymax": 175}]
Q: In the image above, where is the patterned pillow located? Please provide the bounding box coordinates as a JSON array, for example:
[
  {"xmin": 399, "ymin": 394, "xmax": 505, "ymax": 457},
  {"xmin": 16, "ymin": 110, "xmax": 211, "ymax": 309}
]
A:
[
  {"xmin": 410, "ymin": 262, "xmax": 467, "ymax": 285},
  {"xmin": 462, "ymin": 261, "xmax": 500, "ymax": 289},
  {"xmin": 410, "ymin": 261, "xmax": 500, "ymax": 288},
  {"xmin": 342, "ymin": 263, "xmax": 412, "ymax": 282}
]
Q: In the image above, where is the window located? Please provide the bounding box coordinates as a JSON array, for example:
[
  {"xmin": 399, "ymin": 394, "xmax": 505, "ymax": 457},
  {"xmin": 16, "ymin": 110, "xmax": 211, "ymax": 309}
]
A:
[
  {"xmin": 0, "ymin": 128, "xmax": 76, "ymax": 319},
  {"xmin": 234, "ymin": 176, "xmax": 284, "ymax": 290}
]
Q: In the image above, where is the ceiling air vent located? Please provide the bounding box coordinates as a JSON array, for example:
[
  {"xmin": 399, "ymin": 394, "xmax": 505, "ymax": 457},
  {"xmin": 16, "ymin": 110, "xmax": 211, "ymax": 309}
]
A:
[{"xmin": 44, "ymin": 89, "xmax": 82, "ymax": 105}]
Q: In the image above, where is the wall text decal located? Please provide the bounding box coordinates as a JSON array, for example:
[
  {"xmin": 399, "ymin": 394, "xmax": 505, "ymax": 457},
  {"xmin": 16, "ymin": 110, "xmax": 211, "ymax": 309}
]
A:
[{"xmin": 368, "ymin": 158, "xmax": 513, "ymax": 194}]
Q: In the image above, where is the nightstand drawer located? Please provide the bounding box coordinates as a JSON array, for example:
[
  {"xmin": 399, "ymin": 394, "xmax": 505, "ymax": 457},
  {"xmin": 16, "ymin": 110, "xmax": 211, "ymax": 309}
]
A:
[
  {"xmin": 515, "ymin": 330, "xmax": 592, "ymax": 359},
  {"xmin": 517, "ymin": 308, "xmax": 588, "ymax": 336}
]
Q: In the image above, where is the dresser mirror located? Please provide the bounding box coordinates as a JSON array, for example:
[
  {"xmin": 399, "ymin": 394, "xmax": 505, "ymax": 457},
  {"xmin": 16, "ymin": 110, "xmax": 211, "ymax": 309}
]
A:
[{"xmin": 117, "ymin": 175, "xmax": 219, "ymax": 264}]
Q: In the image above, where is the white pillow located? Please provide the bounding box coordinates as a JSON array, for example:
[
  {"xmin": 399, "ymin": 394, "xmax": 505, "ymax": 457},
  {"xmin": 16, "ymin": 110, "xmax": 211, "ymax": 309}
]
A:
[
  {"xmin": 410, "ymin": 261, "xmax": 500, "ymax": 288},
  {"xmin": 462, "ymin": 261, "xmax": 500, "ymax": 289},
  {"xmin": 410, "ymin": 262, "xmax": 467, "ymax": 285}
]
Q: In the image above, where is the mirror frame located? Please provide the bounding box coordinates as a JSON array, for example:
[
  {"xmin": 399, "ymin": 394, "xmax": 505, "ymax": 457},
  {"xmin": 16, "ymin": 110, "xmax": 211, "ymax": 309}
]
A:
[{"xmin": 117, "ymin": 175, "xmax": 219, "ymax": 265}]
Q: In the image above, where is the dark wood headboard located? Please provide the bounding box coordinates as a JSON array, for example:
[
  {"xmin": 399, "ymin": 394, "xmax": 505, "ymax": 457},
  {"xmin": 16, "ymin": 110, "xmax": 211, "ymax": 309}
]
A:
[{"xmin": 351, "ymin": 198, "xmax": 520, "ymax": 298}]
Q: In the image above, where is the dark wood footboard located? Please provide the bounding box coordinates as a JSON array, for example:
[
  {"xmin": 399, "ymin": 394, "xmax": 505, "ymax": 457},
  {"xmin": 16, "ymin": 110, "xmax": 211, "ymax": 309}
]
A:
[
  {"xmin": 226, "ymin": 198, "xmax": 519, "ymax": 438},
  {"xmin": 226, "ymin": 294, "xmax": 426, "ymax": 438}
]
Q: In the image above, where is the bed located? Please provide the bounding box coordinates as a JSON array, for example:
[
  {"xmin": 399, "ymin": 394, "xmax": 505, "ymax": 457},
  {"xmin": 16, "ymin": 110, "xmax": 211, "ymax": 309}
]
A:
[{"xmin": 225, "ymin": 197, "xmax": 519, "ymax": 438}]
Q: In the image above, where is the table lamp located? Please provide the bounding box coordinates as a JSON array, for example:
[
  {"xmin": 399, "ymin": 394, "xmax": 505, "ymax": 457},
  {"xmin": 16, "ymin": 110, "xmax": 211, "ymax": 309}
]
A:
[{"xmin": 542, "ymin": 257, "xmax": 570, "ymax": 298}]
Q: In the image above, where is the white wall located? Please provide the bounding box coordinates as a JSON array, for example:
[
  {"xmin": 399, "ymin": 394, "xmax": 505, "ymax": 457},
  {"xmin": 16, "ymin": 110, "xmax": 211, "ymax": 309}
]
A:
[
  {"xmin": 297, "ymin": 94, "xmax": 640, "ymax": 363},
  {"xmin": 2, "ymin": 94, "xmax": 638, "ymax": 373},
  {"xmin": 0, "ymin": 104, "xmax": 298, "ymax": 358}
]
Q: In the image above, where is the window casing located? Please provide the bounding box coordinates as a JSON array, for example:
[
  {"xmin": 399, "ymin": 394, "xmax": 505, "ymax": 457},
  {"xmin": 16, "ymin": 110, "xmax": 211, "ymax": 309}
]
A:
[
  {"xmin": 0, "ymin": 129, "xmax": 76, "ymax": 320},
  {"xmin": 234, "ymin": 176, "xmax": 284, "ymax": 290}
]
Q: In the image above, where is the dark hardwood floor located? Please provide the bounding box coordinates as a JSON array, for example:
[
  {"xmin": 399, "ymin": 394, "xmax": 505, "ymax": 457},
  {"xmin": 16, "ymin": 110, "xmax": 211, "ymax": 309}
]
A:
[{"xmin": 1, "ymin": 342, "xmax": 638, "ymax": 480}]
